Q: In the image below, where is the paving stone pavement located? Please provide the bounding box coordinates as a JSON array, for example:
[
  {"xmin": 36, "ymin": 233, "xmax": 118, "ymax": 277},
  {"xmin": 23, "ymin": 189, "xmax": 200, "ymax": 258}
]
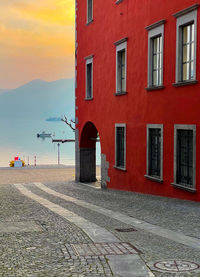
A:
[
  {"xmin": 13, "ymin": 183, "xmax": 152, "ymax": 276},
  {"xmin": 0, "ymin": 184, "xmax": 113, "ymax": 276},
  {"xmin": 1, "ymin": 168, "xmax": 200, "ymax": 276}
]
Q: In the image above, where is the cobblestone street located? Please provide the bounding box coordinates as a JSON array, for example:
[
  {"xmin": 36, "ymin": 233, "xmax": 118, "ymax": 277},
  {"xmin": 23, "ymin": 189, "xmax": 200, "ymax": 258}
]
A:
[{"xmin": 0, "ymin": 167, "xmax": 200, "ymax": 276}]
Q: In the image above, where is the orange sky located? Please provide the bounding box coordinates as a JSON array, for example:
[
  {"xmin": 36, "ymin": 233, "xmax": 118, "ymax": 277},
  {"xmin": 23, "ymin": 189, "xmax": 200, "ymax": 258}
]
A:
[{"xmin": 0, "ymin": 0, "xmax": 75, "ymax": 89}]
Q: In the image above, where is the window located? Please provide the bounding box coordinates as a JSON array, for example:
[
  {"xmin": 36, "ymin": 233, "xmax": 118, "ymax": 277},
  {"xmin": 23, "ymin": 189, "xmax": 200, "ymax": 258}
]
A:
[
  {"xmin": 146, "ymin": 124, "xmax": 163, "ymax": 181},
  {"xmin": 182, "ymin": 23, "xmax": 194, "ymax": 81},
  {"xmin": 146, "ymin": 20, "xmax": 165, "ymax": 90},
  {"xmin": 115, "ymin": 124, "xmax": 126, "ymax": 169},
  {"xmin": 173, "ymin": 125, "xmax": 196, "ymax": 192},
  {"xmin": 87, "ymin": 0, "xmax": 93, "ymax": 24},
  {"xmin": 116, "ymin": 0, "xmax": 124, "ymax": 4},
  {"xmin": 114, "ymin": 38, "xmax": 127, "ymax": 95},
  {"xmin": 173, "ymin": 4, "xmax": 198, "ymax": 85},
  {"xmin": 152, "ymin": 36, "xmax": 162, "ymax": 86},
  {"xmin": 118, "ymin": 49, "xmax": 126, "ymax": 92},
  {"xmin": 85, "ymin": 55, "xmax": 93, "ymax": 99}
]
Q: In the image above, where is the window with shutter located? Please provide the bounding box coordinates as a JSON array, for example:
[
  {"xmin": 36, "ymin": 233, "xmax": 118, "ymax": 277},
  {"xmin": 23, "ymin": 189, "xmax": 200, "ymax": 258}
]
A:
[
  {"xmin": 87, "ymin": 0, "xmax": 93, "ymax": 23},
  {"xmin": 177, "ymin": 130, "xmax": 193, "ymax": 187},
  {"xmin": 115, "ymin": 124, "xmax": 126, "ymax": 169},
  {"xmin": 149, "ymin": 128, "xmax": 161, "ymax": 178}
]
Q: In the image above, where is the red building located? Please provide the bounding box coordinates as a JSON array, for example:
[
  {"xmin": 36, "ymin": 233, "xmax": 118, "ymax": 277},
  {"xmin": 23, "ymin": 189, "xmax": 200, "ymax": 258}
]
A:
[{"xmin": 75, "ymin": 0, "xmax": 200, "ymax": 202}]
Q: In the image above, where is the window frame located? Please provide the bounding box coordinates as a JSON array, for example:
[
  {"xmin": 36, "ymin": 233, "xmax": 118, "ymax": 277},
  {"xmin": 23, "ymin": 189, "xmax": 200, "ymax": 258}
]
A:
[
  {"xmin": 145, "ymin": 124, "xmax": 163, "ymax": 182},
  {"xmin": 174, "ymin": 6, "xmax": 198, "ymax": 85},
  {"xmin": 87, "ymin": 0, "xmax": 93, "ymax": 24},
  {"xmin": 85, "ymin": 55, "xmax": 93, "ymax": 100},
  {"xmin": 115, "ymin": 123, "xmax": 126, "ymax": 170},
  {"xmin": 146, "ymin": 20, "xmax": 165, "ymax": 90},
  {"xmin": 173, "ymin": 124, "xmax": 196, "ymax": 192},
  {"xmin": 114, "ymin": 38, "xmax": 127, "ymax": 95}
]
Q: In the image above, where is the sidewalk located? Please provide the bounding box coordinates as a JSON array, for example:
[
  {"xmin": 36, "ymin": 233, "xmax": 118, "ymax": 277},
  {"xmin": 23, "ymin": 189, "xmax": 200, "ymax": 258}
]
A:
[
  {"xmin": 0, "ymin": 165, "xmax": 75, "ymax": 185},
  {"xmin": 0, "ymin": 168, "xmax": 200, "ymax": 276},
  {"xmin": 0, "ymin": 166, "xmax": 101, "ymax": 185}
]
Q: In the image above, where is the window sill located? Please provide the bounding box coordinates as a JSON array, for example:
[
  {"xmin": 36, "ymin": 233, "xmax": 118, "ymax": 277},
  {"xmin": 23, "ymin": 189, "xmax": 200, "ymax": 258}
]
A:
[
  {"xmin": 173, "ymin": 80, "xmax": 198, "ymax": 87},
  {"xmin": 86, "ymin": 20, "xmax": 94, "ymax": 26},
  {"xmin": 145, "ymin": 86, "xmax": 165, "ymax": 91},
  {"xmin": 85, "ymin": 97, "xmax": 93, "ymax": 101},
  {"xmin": 144, "ymin": 175, "xmax": 163, "ymax": 183},
  {"xmin": 171, "ymin": 183, "xmax": 196, "ymax": 193},
  {"xmin": 115, "ymin": 91, "xmax": 127, "ymax": 96},
  {"xmin": 116, "ymin": 0, "xmax": 124, "ymax": 4},
  {"xmin": 114, "ymin": 165, "xmax": 127, "ymax": 172}
]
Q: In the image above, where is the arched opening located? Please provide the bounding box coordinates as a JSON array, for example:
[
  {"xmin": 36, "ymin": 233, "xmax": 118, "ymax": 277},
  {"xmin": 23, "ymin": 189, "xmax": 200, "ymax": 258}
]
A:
[{"xmin": 79, "ymin": 121, "xmax": 101, "ymax": 183}]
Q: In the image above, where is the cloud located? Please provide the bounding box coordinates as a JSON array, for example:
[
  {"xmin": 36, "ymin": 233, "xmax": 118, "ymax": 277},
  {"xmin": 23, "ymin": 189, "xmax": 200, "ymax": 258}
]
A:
[
  {"xmin": 11, "ymin": 0, "xmax": 75, "ymax": 26},
  {"xmin": 0, "ymin": 0, "xmax": 75, "ymax": 88}
]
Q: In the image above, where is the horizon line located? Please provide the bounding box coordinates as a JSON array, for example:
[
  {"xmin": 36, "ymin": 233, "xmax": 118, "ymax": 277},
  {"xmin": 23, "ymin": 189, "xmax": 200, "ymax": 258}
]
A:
[{"xmin": 0, "ymin": 77, "xmax": 75, "ymax": 91}]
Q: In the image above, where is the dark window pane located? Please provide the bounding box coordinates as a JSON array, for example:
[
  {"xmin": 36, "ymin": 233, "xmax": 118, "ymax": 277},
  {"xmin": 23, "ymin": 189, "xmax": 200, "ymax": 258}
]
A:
[
  {"xmin": 149, "ymin": 128, "xmax": 161, "ymax": 178},
  {"xmin": 116, "ymin": 127, "xmax": 125, "ymax": 168},
  {"xmin": 117, "ymin": 49, "xmax": 126, "ymax": 92},
  {"xmin": 177, "ymin": 130, "xmax": 193, "ymax": 187},
  {"xmin": 87, "ymin": 63, "xmax": 92, "ymax": 98},
  {"xmin": 87, "ymin": 0, "xmax": 93, "ymax": 22}
]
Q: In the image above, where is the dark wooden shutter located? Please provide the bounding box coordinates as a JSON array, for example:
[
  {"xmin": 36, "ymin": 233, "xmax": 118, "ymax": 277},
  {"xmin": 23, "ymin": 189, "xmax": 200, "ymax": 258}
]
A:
[
  {"xmin": 87, "ymin": 63, "xmax": 92, "ymax": 98},
  {"xmin": 149, "ymin": 128, "xmax": 161, "ymax": 178},
  {"xmin": 116, "ymin": 127, "xmax": 125, "ymax": 167},
  {"xmin": 177, "ymin": 130, "xmax": 193, "ymax": 186}
]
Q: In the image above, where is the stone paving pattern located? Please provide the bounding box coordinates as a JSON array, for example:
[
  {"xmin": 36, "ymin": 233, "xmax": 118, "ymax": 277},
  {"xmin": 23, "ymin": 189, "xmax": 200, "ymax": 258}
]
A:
[
  {"xmin": 1, "ymin": 167, "xmax": 200, "ymax": 276},
  {"xmin": 0, "ymin": 183, "xmax": 112, "ymax": 276}
]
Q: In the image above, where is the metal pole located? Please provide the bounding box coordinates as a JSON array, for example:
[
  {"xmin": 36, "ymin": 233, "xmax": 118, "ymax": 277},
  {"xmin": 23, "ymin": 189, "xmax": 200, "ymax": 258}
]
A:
[
  {"xmin": 57, "ymin": 143, "xmax": 60, "ymax": 165},
  {"xmin": 28, "ymin": 156, "xmax": 29, "ymax": 166},
  {"xmin": 34, "ymin": 156, "xmax": 36, "ymax": 167}
]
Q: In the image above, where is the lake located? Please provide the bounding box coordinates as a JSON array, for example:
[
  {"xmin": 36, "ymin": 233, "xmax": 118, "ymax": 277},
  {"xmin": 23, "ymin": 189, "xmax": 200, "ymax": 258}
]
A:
[{"xmin": 0, "ymin": 118, "xmax": 101, "ymax": 167}]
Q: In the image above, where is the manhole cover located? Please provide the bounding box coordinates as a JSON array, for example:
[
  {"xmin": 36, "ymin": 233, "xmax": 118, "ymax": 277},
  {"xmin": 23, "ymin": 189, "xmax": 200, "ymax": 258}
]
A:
[
  {"xmin": 148, "ymin": 260, "xmax": 200, "ymax": 273},
  {"xmin": 69, "ymin": 242, "xmax": 141, "ymax": 257},
  {"xmin": 115, "ymin": 228, "xmax": 137, "ymax": 232}
]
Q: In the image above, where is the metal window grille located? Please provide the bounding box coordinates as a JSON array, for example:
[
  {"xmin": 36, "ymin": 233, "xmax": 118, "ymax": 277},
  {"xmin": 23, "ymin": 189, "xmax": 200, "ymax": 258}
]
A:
[
  {"xmin": 117, "ymin": 49, "xmax": 126, "ymax": 92},
  {"xmin": 86, "ymin": 63, "xmax": 92, "ymax": 98},
  {"xmin": 152, "ymin": 36, "xmax": 162, "ymax": 86},
  {"xmin": 177, "ymin": 130, "xmax": 193, "ymax": 187},
  {"xmin": 149, "ymin": 128, "xmax": 161, "ymax": 178},
  {"xmin": 116, "ymin": 127, "xmax": 125, "ymax": 168},
  {"xmin": 182, "ymin": 23, "xmax": 194, "ymax": 81},
  {"xmin": 87, "ymin": 0, "xmax": 93, "ymax": 23}
]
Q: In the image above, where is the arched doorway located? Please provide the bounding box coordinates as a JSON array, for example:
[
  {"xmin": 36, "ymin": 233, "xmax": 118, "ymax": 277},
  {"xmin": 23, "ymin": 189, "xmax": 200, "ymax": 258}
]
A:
[{"xmin": 79, "ymin": 121, "xmax": 100, "ymax": 182}]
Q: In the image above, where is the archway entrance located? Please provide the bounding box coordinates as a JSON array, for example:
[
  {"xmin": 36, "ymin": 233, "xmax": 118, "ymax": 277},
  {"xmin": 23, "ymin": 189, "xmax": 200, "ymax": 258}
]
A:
[{"xmin": 79, "ymin": 122, "xmax": 100, "ymax": 183}]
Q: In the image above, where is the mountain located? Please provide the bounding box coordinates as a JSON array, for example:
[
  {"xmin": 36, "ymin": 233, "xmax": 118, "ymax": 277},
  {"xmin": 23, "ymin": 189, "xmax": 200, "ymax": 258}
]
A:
[{"xmin": 0, "ymin": 78, "xmax": 75, "ymax": 120}]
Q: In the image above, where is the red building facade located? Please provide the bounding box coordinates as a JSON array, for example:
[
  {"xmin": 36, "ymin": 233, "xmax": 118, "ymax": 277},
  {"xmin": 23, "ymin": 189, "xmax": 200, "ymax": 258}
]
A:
[{"xmin": 75, "ymin": 0, "xmax": 200, "ymax": 201}]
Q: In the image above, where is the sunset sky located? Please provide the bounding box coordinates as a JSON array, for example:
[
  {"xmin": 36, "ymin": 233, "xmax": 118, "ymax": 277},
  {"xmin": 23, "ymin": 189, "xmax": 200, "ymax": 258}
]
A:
[{"xmin": 0, "ymin": 0, "xmax": 75, "ymax": 89}]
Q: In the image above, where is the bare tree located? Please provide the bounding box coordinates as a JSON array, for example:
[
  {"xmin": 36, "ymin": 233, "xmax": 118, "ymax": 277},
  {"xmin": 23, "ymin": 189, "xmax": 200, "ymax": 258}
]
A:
[{"xmin": 61, "ymin": 115, "xmax": 75, "ymax": 131}]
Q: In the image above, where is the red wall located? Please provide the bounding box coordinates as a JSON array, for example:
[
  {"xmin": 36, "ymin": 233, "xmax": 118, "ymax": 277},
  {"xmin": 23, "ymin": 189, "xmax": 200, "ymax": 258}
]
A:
[{"xmin": 76, "ymin": 0, "xmax": 200, "ymax": 201}]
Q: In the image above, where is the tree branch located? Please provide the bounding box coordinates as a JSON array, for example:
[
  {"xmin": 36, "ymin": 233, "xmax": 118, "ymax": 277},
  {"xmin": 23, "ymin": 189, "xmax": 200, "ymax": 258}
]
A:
[{"xmin": 61, "ymin": 116, "xmax": 75, "ymax": 131}]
